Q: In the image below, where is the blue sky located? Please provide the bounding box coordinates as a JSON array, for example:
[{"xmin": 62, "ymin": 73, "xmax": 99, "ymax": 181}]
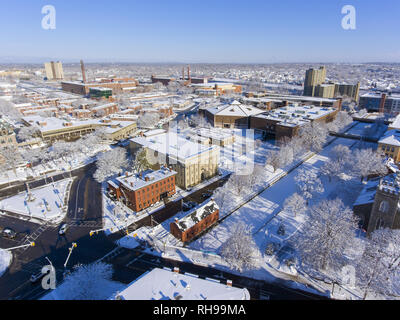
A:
[{"xmin": 0, "ymin": 0, "xmax": 399, "ymax": 63}]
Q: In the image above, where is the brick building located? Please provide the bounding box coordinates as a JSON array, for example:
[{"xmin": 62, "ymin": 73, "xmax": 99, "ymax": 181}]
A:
[
  {"xmin": 91, "ymin": 103, "xmax": 119, "ymax": 117},
  {"xmin": 170, "ymin": 199, "xmax": 219, "ymax": 243},
  {"xmin": 62, "ymin": 78, "xmax": 138, "ymax": 96},
  {"xmin": 202, "ymin": 100, "xmax": 264, "ymax": 129},
  {"xmin": 108, "ymin": 167, "xmax": 177, "ymax": 212},
  {"xmin": 249, "ymin": 104, "xmax": 338, "ymax": 141}
]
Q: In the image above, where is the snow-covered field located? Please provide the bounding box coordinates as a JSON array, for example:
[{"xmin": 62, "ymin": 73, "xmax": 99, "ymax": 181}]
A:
[
  {"xmin": 0, "ymin": 178, "xmax": 72, "ymax": 223},
  {"xmin": 190, "ymin": 138, "xmax": 360, "ymax": 253},
  {"xmin": 0, "ymin": 249, "xmax": 12, "ymax": 277}
]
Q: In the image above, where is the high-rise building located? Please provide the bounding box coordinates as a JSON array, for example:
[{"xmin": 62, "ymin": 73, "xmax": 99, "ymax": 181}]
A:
[
  {"xmin": 304, "ymin": 67, "xmax": 360, "ymax": 101},
  {"xmin": 303, "ymin": 66, "xmax": 326, "ymax": 97},
  {"xmin": 44, "ymin": 61, "xmax": 64, "ymax": 80},
  {"xmin": 314, "ymin": 83, "xmax": 335, "ymax": 99},
  {"xmin": 334, "ymin": 82, "xmax": 360, "ymax": 101}
]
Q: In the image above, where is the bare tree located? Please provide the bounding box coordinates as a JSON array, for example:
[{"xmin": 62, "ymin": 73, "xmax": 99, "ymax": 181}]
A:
[
  {"xmin": 294, "ymin": 168, "xmax": 324, "ymax": 202},
  {"xmin": 58, "ymin": 262, "xmax": 114, "ymax": 300},
  {"xmin": 93, "ymin": 147, "xmax": 128, "ymax": 183},
  {"xmin": 293, "ymin": 199, "xmax": 359, "ymax": 272},
  {"xmin": 283, "ymin": 193, "xmax": 306, "ymax": 217},
  {"xmin": 357, "ymin": 228, "xmax": 400, "ymax": 299},
  {"xmin": 220, "ymin": 222, "xmax": 261, "ymax": 272}
]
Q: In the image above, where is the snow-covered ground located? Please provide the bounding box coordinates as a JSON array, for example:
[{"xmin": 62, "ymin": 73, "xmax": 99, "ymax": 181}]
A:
[
  {"xmin": 347, "ymin": 121, "xmax": 387, "ymax": 139},
  {"xmin": 0, "ymin": 178, "xmax": 72, "ymax": 224},
  {"xmin": 0, "ymin": 249, "xmax": 12, "ymax": 277},
  {"xmin": 219, "ymin": 129, "xmax": 275, "ymax": 174},
  {"xmin": 190, "ymin": 138, "xmax": 360, "ymax": 253}
]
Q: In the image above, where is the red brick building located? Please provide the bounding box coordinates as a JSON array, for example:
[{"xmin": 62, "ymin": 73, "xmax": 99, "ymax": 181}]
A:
[
  {"xmin": 170, "ymin": 200, "xmax": 219, "ymax": 243},
  {"xmin": 107, "ymin": 167, "xmax": 177, "ymax": 212}
]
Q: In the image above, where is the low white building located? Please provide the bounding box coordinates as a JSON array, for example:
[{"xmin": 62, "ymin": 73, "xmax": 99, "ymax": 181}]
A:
[{"xmin": 115, "ymin": 268, "xmax": 250, "ymax": 300}]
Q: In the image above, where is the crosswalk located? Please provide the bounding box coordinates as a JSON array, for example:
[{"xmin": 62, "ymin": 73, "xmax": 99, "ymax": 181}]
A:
[
  {"xmin": 14, "ymin": 224, "xmax": 53, "ymax": 256},
  {"xmin": 67, "ymin": 220, "xmax": 103, "ymax": 228}
]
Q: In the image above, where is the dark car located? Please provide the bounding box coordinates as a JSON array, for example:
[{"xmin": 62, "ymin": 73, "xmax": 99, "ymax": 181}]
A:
[
  {"xmin": 2, "ymin": 228, "xmax": 17, "ymax": 239},
  {"xmin": 182, "ymin": 201, "xmax": 197, "ymax": 211},
  {"xmin": 201, "ymin": 192, "xmax": 212, "ymax": 199}
]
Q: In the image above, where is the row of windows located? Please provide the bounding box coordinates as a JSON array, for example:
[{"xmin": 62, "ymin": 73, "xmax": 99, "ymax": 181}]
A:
[
  {"xmin": 137, "ymin": 177, "xmax": 175, "ymax": 194},
  {"xmin": 136, "ymin": 184, "xmax": 174, "ymax": 200},
  {"xmin": 137, "ymin": 191, "xmax": 173, "ymax": 210},
  {"xmin": 381, "ymin": 145, "xmax": 395, "ymax": 153}
]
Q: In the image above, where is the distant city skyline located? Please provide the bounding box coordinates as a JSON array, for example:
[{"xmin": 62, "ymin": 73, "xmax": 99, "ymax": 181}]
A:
[{"xmin": 0, "ymin": 0, "xmax": 399, "ymax": 63}]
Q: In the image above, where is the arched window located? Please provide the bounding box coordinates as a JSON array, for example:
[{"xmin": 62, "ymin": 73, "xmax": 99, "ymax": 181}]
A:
[{"xmin": 379, "ymin": 201, "xmax": 389, "ymax": 213}]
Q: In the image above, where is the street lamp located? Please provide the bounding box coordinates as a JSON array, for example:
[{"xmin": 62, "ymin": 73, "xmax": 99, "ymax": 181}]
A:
[
  {"xmin": 64, "ymin": 242, "xmax": 77, "ymax": 269},
  {"xmin": 6, "ymin": 242, "xmax": 35, "ymax": 251}
]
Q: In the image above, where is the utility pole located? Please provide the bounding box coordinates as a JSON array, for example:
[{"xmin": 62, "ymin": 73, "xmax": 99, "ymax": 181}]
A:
[{"xmin": 64, "ymin": 243, "xmax": 77, "ymax": 269}]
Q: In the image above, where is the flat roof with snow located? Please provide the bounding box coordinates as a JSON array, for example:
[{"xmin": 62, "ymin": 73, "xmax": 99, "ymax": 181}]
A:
[
  {"xmin": 253, "ymin": 105, "xmax": 337, "ymax": 127},
  {"xmin": 116, "ymin": 167, "xmax": 177, "ymax": 192},
  {"xmin": 205, "ymin": 101, "xmax": 264, "ymax": 117},
  {"xmin": 131, "ymin": 132, "xmax": 219, "ymax": 163},
  {"xmin": 116, "ymin": 268, "xmax": 250, "ymax": 300}
]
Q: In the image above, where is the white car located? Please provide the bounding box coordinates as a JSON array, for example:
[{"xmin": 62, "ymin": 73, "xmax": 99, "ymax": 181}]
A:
[{"xmin": 59, "ymin": 224, "xmax": 68, "ymax": 235}]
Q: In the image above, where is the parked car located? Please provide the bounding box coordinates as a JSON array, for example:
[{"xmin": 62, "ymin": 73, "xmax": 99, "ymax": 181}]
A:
[
  {"xmin": 2, "ymin": 228, "xmax": 17, "ymax": 239},
  {"xmin": 202, "ymin": 192, "xmax": 212, "ymax": 199},
  {"xmin": 30, "ymin": 270, "xmax": 50, "ymax": 283},
  {"xmin": 182, "ymin": 201, "xmax": 197, "ymax": 211},
  {"xmin": 59, "ymin": 224, "xmax": 68, "ymax": 236}
]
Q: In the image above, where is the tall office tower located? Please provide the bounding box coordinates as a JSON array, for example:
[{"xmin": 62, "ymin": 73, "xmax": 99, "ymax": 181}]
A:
[
  {"xmin": 303, "ymin": 66, "xmax": 326, "ymax": 97},
  {"xmin": 44, "ymin": 61, "xmax": 64, "ymax": 80}
]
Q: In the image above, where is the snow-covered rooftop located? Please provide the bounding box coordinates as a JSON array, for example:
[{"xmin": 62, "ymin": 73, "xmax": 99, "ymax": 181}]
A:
[
  {"xmin": 131, "ymin": 132, "xmax": 219, "ymax": 163},
  {"xmin": 253, "ymin": 105, "xmax": 337, "ymax": 127},
  {"xmin": 379, "ymin": 129, "xmax": 400, "ymax": 147},
  {"xmin": 205, "ymin": 101, "xmax": 264, "ymax": 117},
  {"xmin": 116, "ymin": 167, "xmax": 177, "ymax": 192},
  {"xmin": 22, "ymin": 115, "xmax": 135, "ymax": 133},
  {"xmin": 353, "ymin": 178, "xmax": 380, "ymax": 206},
  {"xmin": 116, "ymin": 268, "xmax": 250, "ymax": 300},
  {"xmin": 173, "ymin": 199, "xmax": 219, "ymax": 232}
]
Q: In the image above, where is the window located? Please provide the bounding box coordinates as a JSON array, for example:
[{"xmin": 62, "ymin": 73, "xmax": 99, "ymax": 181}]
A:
[
  {"xmin": 379, "ymin": 201, "xmax": 389, "ymax": 213},
  {"xmin": 376, "ymin": 218, "xmax": 385, "ymax": 230}
]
